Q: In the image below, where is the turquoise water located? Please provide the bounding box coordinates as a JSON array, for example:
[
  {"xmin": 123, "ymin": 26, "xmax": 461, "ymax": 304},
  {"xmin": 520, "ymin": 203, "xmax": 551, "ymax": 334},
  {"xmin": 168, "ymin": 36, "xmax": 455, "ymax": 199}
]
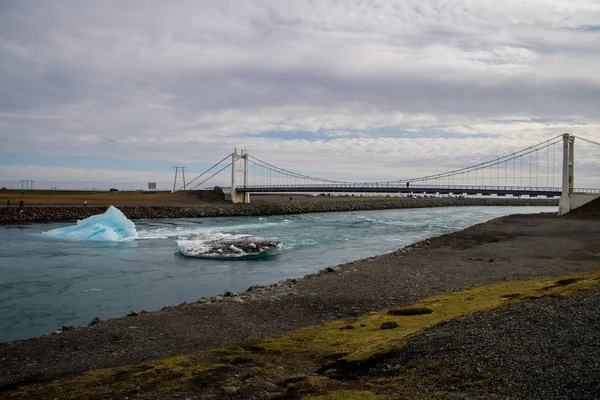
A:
[{"xmin": 0, "ymin": 206, "xmax": 555, "ymax": 342}]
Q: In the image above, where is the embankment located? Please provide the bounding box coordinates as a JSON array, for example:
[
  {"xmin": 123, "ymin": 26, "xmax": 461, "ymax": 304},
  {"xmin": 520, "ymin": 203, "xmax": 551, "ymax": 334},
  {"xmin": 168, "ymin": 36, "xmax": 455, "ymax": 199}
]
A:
[{"xmin": 0, "ymin": 197, "xmax": 558, "ymax": 224}]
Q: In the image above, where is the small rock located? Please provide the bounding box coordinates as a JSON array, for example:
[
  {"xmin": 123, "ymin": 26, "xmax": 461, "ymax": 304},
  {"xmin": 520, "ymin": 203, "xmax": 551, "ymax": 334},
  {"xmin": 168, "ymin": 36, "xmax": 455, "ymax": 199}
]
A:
[
  {"xmin": 324, "ymin": 368, "xmax": 338, "ymax": 375},
  {"xmin": 360, "ymin": 321, "xmax": 367, "ymax": 327},
  {"xmin": 380, "ymin": 321, "xmax": 398, "ymax": 330},
  {"xmin": 259, "ymin": 381, "xmax": 278, "ymax": 391},
  {"xmin": 223, "ymin": 386, "xmax": 238, "ymax": 394},
  {"xmin": 127, "ymin": 310, "xmax": 141, "ymax": 317},
  {"xmin": 224, "ymin": 291, "xmax": 233, "ymax": 297},
  {"xmin": 88, "ymin": 316, "xmax": 102, "ymax": 326}
]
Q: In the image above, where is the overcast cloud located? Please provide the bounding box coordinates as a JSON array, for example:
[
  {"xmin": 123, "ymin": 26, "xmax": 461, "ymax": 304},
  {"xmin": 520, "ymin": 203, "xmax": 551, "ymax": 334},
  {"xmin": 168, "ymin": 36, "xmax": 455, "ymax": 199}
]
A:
[{"xmin": 1, "ymin": 0, "xmax": 599, "ymax": 189}]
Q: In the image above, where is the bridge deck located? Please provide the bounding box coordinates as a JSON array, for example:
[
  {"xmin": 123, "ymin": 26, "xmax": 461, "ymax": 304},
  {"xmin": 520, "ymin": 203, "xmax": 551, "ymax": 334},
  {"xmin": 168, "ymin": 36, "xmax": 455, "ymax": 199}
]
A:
[{"xmin": 236, "ymin": 185, "xmax": 562, "ymax": 197}]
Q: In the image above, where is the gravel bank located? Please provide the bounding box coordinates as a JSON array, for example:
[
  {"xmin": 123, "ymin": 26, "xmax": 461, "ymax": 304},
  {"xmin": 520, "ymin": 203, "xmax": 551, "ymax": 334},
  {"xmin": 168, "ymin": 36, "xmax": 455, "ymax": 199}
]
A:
[
  {"xmin": 358, "ymin": 288, "xmax": 600, "ymax": 399},
  {"xmin": 0, "ymin": 196, "xmax": 557, "ymax": 224},
  {"xmin": 1, "ymin": 212, "xmax": 598, "ymax": 395}
]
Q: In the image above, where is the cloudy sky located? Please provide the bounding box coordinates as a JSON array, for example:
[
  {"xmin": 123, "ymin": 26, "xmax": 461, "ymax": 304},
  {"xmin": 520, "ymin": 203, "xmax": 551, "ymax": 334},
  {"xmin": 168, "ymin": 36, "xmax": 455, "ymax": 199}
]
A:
[{"xmin": 1, "ymin": 0, "xmax": 599, "ymax": 190}]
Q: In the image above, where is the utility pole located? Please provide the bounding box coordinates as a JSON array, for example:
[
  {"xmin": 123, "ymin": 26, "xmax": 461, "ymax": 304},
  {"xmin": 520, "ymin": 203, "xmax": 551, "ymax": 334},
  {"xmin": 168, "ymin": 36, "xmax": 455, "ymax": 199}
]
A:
[
  {"xmin": 20, "ymin": 180, "xmax": 33, "ymax": 190},
  {"xmin": 172, "ymin": 166, "xmax": 187, "ymax": 192}
]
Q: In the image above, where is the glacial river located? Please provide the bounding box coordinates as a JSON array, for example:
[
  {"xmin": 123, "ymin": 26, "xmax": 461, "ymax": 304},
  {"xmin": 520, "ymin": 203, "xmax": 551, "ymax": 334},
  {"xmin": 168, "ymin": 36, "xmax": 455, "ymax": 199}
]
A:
[{"xmin": 0, "ymin": 205, "xmax": 555, "ymax": 342}]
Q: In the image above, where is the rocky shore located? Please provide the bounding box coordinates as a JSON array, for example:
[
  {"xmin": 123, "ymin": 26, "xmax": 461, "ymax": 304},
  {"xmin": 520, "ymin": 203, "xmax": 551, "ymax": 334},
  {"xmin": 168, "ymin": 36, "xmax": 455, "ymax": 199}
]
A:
[
  {"xmin": 1, "ymin": 212, "xmax": 599, "ymax": 399},
  {"xmin": 0, "ymin": 196, "xmax": 558, "ymax": 224}
]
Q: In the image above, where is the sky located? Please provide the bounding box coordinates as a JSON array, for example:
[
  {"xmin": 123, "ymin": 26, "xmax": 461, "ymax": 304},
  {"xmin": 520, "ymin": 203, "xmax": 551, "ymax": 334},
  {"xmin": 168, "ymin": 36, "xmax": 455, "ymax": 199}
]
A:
[{"xmin": 1, "ymin": 0, "xmax": 599, "ymax": 190}]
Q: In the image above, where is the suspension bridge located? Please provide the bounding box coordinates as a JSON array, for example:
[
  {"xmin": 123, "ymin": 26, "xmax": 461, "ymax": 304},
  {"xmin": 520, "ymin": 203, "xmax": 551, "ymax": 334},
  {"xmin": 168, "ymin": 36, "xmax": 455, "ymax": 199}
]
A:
[{"xmin": 175, "ymin": 134, "xmax": 600, "ymax": 215}]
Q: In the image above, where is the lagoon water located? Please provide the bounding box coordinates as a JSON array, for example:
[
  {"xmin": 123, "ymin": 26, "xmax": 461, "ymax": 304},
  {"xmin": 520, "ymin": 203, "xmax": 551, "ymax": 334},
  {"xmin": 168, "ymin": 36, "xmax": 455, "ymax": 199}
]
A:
[{"xmin": 0, "ymin": 205, "xmax": 555, "ymax": 342}]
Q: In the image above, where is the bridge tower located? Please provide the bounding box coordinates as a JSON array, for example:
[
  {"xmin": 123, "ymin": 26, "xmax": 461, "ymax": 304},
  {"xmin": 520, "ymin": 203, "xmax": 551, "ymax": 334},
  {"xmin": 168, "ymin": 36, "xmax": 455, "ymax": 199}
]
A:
[
  {"xmin": 228, "ymin": 149, "xmax": 250, "ymax": 204},
  {"xmin": 558, "ymin": 133, "xmax": 600, "ymax": 215},
  {"xmin": 558, "ymin": 134, "xmax": 575, "ymax": 215}
]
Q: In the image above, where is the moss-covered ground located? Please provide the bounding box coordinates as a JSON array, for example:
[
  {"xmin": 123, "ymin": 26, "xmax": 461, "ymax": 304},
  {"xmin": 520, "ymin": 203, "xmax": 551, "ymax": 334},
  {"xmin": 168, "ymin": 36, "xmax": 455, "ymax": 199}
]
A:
[{"xmin": 3, "ymin": 270, "xmax": 600, "ymax": 399}]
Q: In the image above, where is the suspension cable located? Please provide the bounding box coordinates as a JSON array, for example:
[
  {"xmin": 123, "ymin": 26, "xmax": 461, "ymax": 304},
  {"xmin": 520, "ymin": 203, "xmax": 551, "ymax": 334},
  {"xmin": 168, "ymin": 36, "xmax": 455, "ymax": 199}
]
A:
[
  {"xmin": 227, "ymin": 135, "xmax": 565, "ymax": 188},
  {"xmin": 248, "ymin": 155, "xmax": 349, "ymax": 184},
  {"xmin": 572, "ymin": 135, "xmax": 600, "ymax": 147},
  {"xmin": 180, "ymin": 153, "xmax": 233, "ymax": 191},
  {"xmin": 400, "ymin": 136, "xmax": 562, "ymax": 185},
  {"xmin": 190, "ymin": 163, "xmax": 232, "ymax": 190}
]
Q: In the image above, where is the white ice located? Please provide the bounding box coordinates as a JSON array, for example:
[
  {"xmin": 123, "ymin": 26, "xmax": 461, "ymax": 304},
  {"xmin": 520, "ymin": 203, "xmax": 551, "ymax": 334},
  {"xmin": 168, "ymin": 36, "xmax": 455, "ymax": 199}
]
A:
[
  {"xmin": 177, "ymin": 233, "xmax": 282, "ymax": 258},
  {"xmin": 42, "ymin": 206, "xmax": 138, "ymax": 241}
]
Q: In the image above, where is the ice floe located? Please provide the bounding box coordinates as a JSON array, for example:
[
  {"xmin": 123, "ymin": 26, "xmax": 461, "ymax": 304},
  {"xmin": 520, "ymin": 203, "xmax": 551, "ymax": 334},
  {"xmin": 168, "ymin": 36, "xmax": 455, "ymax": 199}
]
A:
[
  {"xmin": 176, "ymin": 233, "xmax": 282, "ymax": 259},
  {"xmin": 42, "ymin": 206, "xmax": 138, "ymax": 242}
]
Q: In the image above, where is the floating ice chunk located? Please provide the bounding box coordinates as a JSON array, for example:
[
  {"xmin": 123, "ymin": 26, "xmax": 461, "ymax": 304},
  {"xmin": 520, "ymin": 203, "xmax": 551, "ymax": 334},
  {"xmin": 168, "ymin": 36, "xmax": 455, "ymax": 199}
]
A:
[
  {"xmin": 177, "ymin": 233, "xmax": 282, "ymax": 259},
  {"xmin": 229, "ymin": 244, "xmax": 244, "ymax": 253},
  {"xmin": 42, "ymin": 206, "xmax": 138, "ymax": 242}
]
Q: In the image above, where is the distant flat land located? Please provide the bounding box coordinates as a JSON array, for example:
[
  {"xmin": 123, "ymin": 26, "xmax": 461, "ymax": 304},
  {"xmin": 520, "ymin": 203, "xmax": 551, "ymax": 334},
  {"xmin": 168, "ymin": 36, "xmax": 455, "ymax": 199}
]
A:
[
  {"xmin": 0, "ymin": 189, "xmax": 206, "ymax": 206},
  {"xmin": 0, "ymin": 189, "xmax": 398, "ymax": 207}
]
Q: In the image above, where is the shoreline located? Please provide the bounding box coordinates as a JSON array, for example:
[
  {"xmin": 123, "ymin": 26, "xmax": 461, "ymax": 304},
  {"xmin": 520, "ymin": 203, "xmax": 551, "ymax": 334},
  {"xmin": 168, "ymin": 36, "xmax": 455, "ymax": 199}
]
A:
[
  {"xmin": 0, "ymin": 196, "xmax": 558, "ymax": 224},
  {"xmin": 1, "ymin": 211, "xmax": 598, "ymax": 394}
]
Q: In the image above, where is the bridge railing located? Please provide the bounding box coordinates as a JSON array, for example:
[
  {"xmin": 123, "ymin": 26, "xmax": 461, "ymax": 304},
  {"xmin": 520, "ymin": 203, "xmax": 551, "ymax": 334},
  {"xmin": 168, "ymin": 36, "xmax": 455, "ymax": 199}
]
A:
[
  {"xmin": 225, "ymin": 183, "xmax": 598, "ymax": 196},
  {"xmin": 239, "ymin": 184, "xmax": 563, "ymax": 191},
  {"xmin": 574, "ymin": 188, "xmax": 600, "ymax": 194}
]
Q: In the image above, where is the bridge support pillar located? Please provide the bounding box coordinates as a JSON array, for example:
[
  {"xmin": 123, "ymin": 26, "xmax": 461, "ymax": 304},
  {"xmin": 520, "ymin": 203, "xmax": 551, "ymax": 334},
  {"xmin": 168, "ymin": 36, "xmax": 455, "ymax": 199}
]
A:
[
  {"xmin": 229, "ymin": 150, "xmax": 250, "ymax": 203},
  {"xmin": 558, "ymin": 133, "xmax": 600, "ymax": 215},
  {"xmin": 558, "ymin": 134, "xmax": 574, "ymax": 215}
]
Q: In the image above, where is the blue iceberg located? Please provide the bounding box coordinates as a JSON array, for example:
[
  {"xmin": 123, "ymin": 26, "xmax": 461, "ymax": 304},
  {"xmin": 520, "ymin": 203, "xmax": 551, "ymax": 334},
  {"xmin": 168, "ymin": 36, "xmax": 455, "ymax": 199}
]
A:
[{"xmin": 42, "ymin": 206, "xmax": 138, "ymax": 241}]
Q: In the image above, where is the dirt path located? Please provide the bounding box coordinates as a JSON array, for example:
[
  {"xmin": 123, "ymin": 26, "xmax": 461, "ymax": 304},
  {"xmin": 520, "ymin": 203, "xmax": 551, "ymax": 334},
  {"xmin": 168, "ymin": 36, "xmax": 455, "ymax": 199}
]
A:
[{"xmin": 1, "ymin": 213, "xmax": 599, "ymax": 391}]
